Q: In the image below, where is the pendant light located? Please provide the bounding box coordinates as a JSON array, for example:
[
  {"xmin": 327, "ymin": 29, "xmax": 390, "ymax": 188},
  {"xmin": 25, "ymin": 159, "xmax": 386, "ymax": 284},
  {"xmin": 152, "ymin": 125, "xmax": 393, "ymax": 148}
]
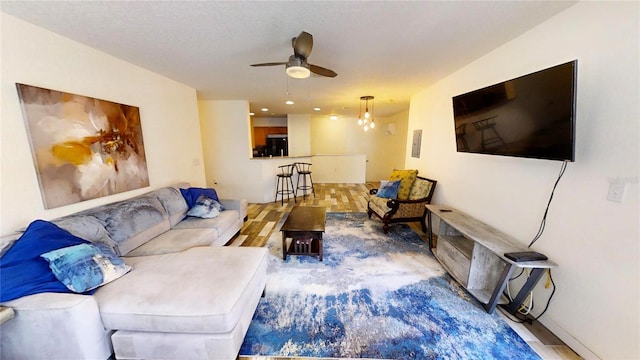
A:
[{"xmin": 357, "ymin": 96, "xmax": 375, "ymax": 131}]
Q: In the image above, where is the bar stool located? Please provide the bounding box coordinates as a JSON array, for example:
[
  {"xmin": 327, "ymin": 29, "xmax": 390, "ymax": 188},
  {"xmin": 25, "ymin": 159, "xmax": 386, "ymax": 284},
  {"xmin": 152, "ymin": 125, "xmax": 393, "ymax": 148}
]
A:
[
  {"xmin": 295, "ymin": 162, "xmax": 315, "ymax": 200},
  {"xmin": 275, "ymin": 164, "xmax": 296, "ymax": 205}
]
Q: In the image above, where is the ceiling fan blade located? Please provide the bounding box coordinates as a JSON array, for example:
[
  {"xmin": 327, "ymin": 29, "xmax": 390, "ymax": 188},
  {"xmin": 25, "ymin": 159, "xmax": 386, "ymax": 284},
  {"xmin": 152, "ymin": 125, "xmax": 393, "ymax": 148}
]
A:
[
  {"xmin": 309, "ymin": 64, "xmax": 337, "ymax": 78},
  {"xmin": 251, "ymin": 62, "xmax": 287, "ymax": 67},
  {"xmin": 293, "ymin": 31, "xmax": 313, "ymax": 60}
]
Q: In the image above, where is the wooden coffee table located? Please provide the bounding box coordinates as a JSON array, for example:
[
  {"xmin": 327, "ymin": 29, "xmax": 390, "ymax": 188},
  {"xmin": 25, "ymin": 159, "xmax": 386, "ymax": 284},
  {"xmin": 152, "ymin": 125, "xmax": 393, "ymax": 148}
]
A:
[{"xmin": 281, "ymin": 206, "xmax": 326, "ymax": 261}]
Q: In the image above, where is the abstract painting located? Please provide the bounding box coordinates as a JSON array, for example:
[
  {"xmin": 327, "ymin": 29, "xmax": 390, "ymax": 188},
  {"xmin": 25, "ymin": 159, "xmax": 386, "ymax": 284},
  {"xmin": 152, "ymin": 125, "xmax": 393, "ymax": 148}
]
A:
[{"xmin": 16, "ymin": 84, "xmax": 149, "ymax": 209}]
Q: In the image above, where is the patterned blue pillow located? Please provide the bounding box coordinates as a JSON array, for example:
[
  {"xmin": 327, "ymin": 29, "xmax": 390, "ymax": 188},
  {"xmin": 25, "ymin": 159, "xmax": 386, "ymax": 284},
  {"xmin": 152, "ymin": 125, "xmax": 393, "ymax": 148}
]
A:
[
  {"xmin": 376, "ymin": 180, "xmax": 401, "ymax": 199},
  {"xmin": 41, "ymin": 243, "xmax": 131, "ymax": 293},
  {"xmin": 186, "ymin": 195, "xmax": 224, "ymax": 218}
]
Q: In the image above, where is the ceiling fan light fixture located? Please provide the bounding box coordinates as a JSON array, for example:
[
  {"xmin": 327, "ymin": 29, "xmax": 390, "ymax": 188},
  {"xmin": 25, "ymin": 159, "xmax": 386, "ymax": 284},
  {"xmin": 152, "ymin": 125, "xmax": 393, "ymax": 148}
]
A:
[
  {"xmin": 286, "ymin": 65, "xmax": 310, "ymax": 79},
  {"xmin": 285, "ymin": 55, "xmax": 311, "ymax": 79}
]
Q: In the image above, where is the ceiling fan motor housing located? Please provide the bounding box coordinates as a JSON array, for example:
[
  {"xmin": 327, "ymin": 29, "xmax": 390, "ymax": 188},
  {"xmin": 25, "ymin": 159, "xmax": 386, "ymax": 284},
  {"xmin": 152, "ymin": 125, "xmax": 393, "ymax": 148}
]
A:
[{"xmin": 286, "ymin": 55, "xmax": 310, "ymax": 78}]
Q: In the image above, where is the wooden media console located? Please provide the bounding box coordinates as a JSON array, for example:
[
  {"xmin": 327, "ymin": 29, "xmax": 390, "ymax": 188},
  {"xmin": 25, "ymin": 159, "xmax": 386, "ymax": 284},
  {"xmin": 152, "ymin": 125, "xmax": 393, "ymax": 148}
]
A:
[{"xmin": 426, "ymin": 204, "xmax": 557, "ymax": 314}]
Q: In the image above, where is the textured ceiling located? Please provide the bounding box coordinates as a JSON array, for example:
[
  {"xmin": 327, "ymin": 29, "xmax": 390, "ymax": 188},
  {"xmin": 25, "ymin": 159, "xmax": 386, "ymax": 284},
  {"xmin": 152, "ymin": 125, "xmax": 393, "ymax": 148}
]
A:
[{"xmin": 1, "ymin": 1, "xmax": 576, "ymax": 118}]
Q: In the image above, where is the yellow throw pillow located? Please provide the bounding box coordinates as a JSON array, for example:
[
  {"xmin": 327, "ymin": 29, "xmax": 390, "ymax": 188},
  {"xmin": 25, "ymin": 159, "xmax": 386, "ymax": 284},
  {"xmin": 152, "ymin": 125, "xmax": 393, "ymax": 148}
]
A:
[{"xmin": 388, "ymin": 169, "xmax": 418, "ymax": 200}]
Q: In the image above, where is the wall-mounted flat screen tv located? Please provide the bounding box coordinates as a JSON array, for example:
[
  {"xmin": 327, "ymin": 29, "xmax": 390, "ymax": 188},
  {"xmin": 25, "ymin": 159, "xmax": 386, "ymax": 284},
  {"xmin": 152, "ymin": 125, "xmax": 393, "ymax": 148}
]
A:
[{"xmin": 452, "ymin": 60, "xmax": 577, "ymax": 162}]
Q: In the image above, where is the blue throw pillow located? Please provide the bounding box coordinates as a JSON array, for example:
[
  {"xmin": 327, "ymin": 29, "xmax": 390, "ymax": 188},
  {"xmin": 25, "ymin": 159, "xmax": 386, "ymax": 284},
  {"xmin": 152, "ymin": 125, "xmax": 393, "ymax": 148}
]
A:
[
  {"xmin": 376, "ymin": 180, "xmax": 401, "ymax": 199},
  {"xmin": 0, "ymin": 220, "xmax": 92, "ymax": 302},
  {"xmin": 41, "ymin": 243, "xmax": 131, "ymax": 293},
  {"xmin": 186, "ymin": 195, "xmax": 224, "ymax": 218},
  {"xmin": 180, "ymin": 187, "xmax": 219, "ymax": 208}
]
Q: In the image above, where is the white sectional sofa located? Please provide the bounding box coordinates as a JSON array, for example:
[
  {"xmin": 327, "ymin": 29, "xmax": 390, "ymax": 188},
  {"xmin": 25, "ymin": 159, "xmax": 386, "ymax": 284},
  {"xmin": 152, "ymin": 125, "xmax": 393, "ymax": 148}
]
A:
[{"xmin": 0, "ymin": 184, "xmax": 268, "ymax": 360}]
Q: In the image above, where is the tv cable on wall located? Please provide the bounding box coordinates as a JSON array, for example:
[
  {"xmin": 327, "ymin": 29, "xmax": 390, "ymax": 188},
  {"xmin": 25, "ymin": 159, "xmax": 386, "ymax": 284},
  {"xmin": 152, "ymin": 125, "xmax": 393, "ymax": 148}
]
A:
[
  {"xmin": 528, "ymin": 160, "xmax": 568, "ymax": 248},
  {"xmin": 502, "ymin": 160, "xmax": 567, "ymax": 323}
]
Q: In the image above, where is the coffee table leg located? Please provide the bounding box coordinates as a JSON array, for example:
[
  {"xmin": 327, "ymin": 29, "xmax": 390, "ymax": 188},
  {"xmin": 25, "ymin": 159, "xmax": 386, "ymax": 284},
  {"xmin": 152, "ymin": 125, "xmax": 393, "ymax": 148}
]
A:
[{"xmin": 319, "ymin": 236, "xmax": 323, "ymax": 261}]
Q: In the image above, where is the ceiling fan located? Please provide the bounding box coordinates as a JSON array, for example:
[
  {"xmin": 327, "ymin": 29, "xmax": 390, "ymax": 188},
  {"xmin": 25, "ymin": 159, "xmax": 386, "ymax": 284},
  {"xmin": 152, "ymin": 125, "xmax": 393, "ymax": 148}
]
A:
[{"xmin": 251, "ymin": 31, "xmax": 337, "ymax": 79}]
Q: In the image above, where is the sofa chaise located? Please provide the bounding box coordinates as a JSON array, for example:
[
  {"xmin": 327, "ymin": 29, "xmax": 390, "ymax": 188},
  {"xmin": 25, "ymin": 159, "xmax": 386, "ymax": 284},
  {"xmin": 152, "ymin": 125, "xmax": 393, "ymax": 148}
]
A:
[{"xmin": 0, "ymin": 184, "xmax": 268, "ymax": 360}]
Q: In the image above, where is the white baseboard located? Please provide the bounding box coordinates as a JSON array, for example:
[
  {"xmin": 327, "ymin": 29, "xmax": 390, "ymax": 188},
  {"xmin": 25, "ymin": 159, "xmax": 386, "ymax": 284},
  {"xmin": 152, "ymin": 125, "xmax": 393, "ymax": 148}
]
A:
[{"xmin": 537, "ymin": 315, "xmax": 600, "ymax": 359}]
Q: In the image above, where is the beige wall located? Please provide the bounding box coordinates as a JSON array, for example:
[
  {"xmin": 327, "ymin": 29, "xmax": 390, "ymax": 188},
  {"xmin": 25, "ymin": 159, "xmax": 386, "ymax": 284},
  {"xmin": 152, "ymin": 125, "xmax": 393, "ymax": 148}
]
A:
[
  {"xmin": 310, "ymin": 112, "xmax": 408, "ymax": 182},
  {"xmin": 367, "ymin": 111, "xmax": 410, "ymax": 181},
  {"xmin": 287, "ymin": 114, "xmax": 311, "ymax": 157},
  {"xmin": 200, "ymin": 100, "xmax": 298, "ymax": 203},
  {"xmin": 0, "ymin": 14, "xmax": 206, "ymax": 234},
  {"xmin": 405, "ymin": 2, "xmax": 639, "ymax": 359}
]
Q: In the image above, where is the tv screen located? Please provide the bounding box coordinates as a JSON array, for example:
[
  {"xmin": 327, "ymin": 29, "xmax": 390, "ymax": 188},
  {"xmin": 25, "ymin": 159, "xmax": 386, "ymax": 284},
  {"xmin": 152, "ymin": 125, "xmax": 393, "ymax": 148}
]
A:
[{"xmin": 452, "ymin": 60, "xmax": 577, "ymax": 162}]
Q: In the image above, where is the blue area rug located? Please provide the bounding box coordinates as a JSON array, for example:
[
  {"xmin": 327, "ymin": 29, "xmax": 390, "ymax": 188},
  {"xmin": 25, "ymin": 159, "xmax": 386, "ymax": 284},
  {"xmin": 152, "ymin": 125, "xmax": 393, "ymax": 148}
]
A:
[{"xmin": 240, "ymin": 212, "xmax": 540, "ymax": 359}]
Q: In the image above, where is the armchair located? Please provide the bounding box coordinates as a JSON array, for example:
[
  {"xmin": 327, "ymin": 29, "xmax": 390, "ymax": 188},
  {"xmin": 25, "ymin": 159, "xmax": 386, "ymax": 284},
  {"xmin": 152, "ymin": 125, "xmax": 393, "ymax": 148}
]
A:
[{"xmin": 368, "ymin": 176, "xmax": 437, "ymax": 233}]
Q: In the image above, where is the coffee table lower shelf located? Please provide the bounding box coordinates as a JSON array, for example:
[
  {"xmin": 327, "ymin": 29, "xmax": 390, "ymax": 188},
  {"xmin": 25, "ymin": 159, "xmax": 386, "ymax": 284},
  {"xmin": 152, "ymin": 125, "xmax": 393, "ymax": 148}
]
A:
[{"xmin": 282, "ymin": 233, "xmax": 323, "ymax": 261}]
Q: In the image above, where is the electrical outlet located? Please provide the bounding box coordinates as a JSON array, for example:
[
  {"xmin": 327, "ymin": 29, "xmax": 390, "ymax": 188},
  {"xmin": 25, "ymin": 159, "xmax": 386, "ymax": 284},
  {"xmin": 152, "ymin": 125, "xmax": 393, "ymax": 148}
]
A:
[{"xmin": 607, "ymin": 182, "xmax": 626, "ymax": 203}]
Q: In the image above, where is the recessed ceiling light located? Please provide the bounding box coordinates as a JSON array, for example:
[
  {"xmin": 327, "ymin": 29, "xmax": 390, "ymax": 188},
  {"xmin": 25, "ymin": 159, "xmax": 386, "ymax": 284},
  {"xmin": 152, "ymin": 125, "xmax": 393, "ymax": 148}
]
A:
[
  {"xmin": 330, "ymin": 115, "xmax": 338, "ymax": 120},
  {"xmin": 314, "ymin": 107, "xmax": 321, "ymax": 111},
  {"xmin": 286, "ymin": 100, "xmax": 294, "ymax": 105},
  {"xmin": 249, "ymin": 112, "xmax": 255, "ymax": 116},
  {"xmin": 261, "ymin": 108, "xmax": 269, "ymax": 112}
]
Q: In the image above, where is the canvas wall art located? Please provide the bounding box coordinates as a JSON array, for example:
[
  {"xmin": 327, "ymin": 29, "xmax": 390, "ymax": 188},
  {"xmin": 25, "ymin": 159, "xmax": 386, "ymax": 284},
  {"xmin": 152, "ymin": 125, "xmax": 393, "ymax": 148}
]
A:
[{"xmin": 16, "ymin": 83, "xmax": 149, "ymax": 209}]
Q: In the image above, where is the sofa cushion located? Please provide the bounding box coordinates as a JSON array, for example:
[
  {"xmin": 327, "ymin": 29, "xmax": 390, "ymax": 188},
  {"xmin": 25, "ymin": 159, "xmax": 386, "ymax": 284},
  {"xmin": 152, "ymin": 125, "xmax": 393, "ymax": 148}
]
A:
[
  {"xmin": 52, "ymin": 215, "xmax": 117, "ymax": 253},
  {"xmin": 388, "ymin": 169, "xmax": 418, "ymax": 200},
  {"xmin": 0, "ymin": 293, "xmax": 113, "ymax": 360},
  {"xmin": 172, "ymin": 209, "xmax": 239, "ymax": 236},
  {"xmin": 41, "ymin": 243, "xmax": 131, "ymax": 293},
  {"xmin": 211, "ymin": 218, "xmax": 243, "ymax": 246},
  {"xmin": 85, "ymin": 194, "xmax": 170, "ymax": 256},
  {"xmin": 0, "ymin": 232, "xmax": 22, "ymax": 258},
  {"xmin": 0, "ymin": 220, "xmax": 92, "ymax": 302},
  {"xmin": 125, "ymin": 228, "xmax": 218, "ymax": 257},
  {"xmin": 368, "ymin": 196, "xmax": 391, "ymax": 214},
  {"xmin": 94, "ymin": 246, "xmax": 268, "ymax": 334},
  {"xmin": 152, "ymin": 187, "xmax": 188, "ymax": 227}
]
